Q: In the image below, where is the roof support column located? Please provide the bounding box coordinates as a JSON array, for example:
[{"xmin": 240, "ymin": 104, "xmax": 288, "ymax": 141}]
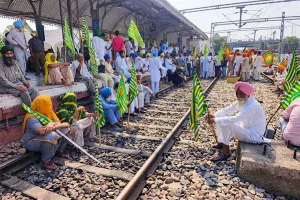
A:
[
  {"xmin": 27, "ymin": 0, "xmax": 45, "ymax": 41},
  {"xmin": 89, "ymin": 0, "xmax": 101, "ymax": 36}
]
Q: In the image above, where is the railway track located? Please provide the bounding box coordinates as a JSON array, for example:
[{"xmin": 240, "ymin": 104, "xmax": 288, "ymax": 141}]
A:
[{"xmin": 0, "ymin": 78, "xmax": 217, "ymax": 200}]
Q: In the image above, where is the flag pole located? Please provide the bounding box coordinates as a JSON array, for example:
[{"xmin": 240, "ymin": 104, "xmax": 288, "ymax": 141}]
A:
[
  {"xmin": 138, "ymin": 92, "xmax": 141, "ymax": 116},
  {"xmin": 127, "ymin": 104, "xmax": 131, "ymax": 128},
  {"xmin": 207, "ymin": 106, "xmax": 218, "ymax": 143}
]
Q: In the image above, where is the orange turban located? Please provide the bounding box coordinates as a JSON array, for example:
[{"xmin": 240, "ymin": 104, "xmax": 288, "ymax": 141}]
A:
[
  {"xmin": 277, "ymin": 65, "xmax": 285, "ymax": 71},
  {"xmin": 242, "ymin": 53, "xmax": 247, "ymax": 57}
]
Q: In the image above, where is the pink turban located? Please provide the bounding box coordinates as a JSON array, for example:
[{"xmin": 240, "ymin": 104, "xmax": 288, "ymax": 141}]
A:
[{"xmin": 234, "ymin": 82, "xmax": 254, "ymax": 96}]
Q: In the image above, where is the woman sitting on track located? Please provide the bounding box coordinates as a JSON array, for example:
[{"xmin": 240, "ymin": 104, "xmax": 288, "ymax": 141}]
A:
[
  {"xmin": 56, "ymin": 92, "xmax": 99, "ymax": 147},
  {"xmin": 44, "ymin": 53, "xmax": 75, "ymax": 86},
  {"xmin": 22, "ymin": 95, "xmax": 71, "ymax": 170}
]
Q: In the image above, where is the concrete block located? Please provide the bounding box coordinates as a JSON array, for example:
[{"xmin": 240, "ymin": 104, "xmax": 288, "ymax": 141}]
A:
[{"xmin": 236, "ymin": 140, "xmax": 300, "ymax": 198}]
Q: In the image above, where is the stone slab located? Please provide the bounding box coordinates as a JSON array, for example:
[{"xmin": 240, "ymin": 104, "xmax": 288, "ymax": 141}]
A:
[
  {"xmin": 236, "ymin": 140, "xmax": 300, "ymax": 198},
  {"xmin": 1, "ymin": 176, "xmax": 70, "ymax": 200}
]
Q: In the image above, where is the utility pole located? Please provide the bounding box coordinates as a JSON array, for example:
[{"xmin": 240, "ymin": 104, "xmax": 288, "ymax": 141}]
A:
[
  {"xmin": 253, "ymin": 29, "xmax": 258, "ymax": 41},
  {"xmin": 237, "ymin": 6, "xmax": 245, "ymax": 28},
  {"xmin": 272, "ymin": 30, "xmax": 276, "ymax": 49},
  {"xmin": 210, "ymin": 23, "xmax": 215, "ymax": 52},
  {"xmin": 279, "ymin": 12, "xmax": 285, "ymax": 55}
]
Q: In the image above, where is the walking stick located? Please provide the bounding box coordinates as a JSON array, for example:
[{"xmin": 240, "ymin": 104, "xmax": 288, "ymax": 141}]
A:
[
  {"xmin": 207, "ymin": 107, "xmax": 218, "ymax": 143},
  {"xmin": 264, "ymin": 103, "xmax": 282, "ymax": 137}
]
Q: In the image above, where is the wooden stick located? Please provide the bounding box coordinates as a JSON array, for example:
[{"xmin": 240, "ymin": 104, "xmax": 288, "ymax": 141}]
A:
[
  {"xmin": 127, "ymin": 104, "xmax": 131, "ymax": 128},
  {"xmin": 98, "ymin": 126, "xmax": 101, "ymax": 145},
  {"xmin": 138, "ymin": 93, "xmax": 141, "ymax": 116},
  {"xmin": 207, "ymin": 108, "xmax": 218, "ymax": 143}
]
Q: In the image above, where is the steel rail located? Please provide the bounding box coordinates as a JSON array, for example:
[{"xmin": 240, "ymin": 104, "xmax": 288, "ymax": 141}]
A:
[
  {"xmin": 0, "ymin": 82, "xmax": 184, "ymax": 176},
  {"xmin": 116, "ymin": 77, "xmax": 218, "ymax": 200}
]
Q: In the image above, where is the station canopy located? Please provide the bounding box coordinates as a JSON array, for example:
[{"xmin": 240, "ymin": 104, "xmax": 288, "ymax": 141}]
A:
[{"xmin": 0, "ymin": 0, "xmax": 208, "ymax": 40}]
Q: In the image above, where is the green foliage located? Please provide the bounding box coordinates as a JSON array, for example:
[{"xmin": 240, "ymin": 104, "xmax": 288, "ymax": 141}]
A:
[
  {"xmin": 283, "ymin": 36, "xmax": 299, "ymax": 53},
  {"xmin": 213, "ymin": 37, "xmax": 226, "ymax": 53}
]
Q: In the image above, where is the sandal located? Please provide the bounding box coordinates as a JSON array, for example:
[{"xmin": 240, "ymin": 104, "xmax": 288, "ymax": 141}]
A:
[
  {"xmin": 211, "ymin": 152, "xmax": 231, "ymax": 162},
  {"xmin": 212, "ymin": 143, "xmax": 223, "ymax": 150},
  {"xmin": 56, "ymin": 152, "xmax": 70, "ymax": 160},
  {"xmin": 42, "ymin": 160, "xmax": 57, "ymax": 170}
]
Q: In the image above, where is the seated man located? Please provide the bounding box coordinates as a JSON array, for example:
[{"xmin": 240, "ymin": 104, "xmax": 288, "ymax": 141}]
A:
[
  {"xmin": 104, "ymin": 53, "xmax": 121, "ymax": 83},
  {"xmin": 137, "ymin": 73, "xmax": 155, "ymax": 109},
  {"xmin": 71, "ymin": 53, "xmax": 96, "ymax": 97},
  {"xmin": 100, "ymin": 87, "xmax": 122, "ymax": 132},
  {"xmin": 263, "ymin": 65, "xmax": 274, "ymax": 75},
  {"xmin": 280, "ymin": 98, "xmax": 300, "ymax": 146},
  {"xmin": 0, "ymin": 45, "xmax": 39, "ymax": 106},
  {"xmin": 56, "ymin": 92, "xmax": 99, "ymax": 147},
  {"xmin": 273, "ymin": 64, "xmax": 287, "ymax": 95},
  {"xmin": 22, "ymin": 95, "xmax": 70, "ymax": 170},
  {"xmin": 172, "ymin": 67, "xmax": 187, "ymax": 86},
  {"xmin": 207, "ymin": 82, "xmax": 267, "ymax": 161}
]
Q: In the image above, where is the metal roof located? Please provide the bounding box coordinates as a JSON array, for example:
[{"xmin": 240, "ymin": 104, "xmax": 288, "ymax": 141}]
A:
[{"xmin": 0, "ymin": 0, "xmax": 208, "ymax": 40}]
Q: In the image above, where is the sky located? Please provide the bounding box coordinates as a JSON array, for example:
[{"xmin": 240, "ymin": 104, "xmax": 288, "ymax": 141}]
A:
[{"xmin": 166, "ymin": 0, "xmax": 300, "ymax": 41}]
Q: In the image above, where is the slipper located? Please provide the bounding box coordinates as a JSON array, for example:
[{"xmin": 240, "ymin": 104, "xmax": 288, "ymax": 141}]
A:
[
  {"xmin": 212, "ymin": 143, "xmax": 223, "ymax": 150},
  {"xmin": 211, "ymin": 152, "xmax": 231, "ymax": 162}
]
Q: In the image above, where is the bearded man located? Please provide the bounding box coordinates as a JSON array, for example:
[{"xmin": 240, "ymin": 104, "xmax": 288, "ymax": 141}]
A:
[
  {"xmin": 207, "ymin": 82, "xmax": 268, "ymax": 161},
  {"xmin": 0, "ymin": 45, "xmax": 39, "ymax": 106}
]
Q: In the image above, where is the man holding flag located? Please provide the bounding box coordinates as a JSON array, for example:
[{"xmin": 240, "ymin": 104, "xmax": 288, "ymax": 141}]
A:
[{"xmin": 207, "ymin": 82, "xmax": 268, "ymax": 161}]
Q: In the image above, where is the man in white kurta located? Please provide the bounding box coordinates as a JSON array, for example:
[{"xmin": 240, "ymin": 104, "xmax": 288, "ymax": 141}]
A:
[
  {"xmin": 208, "ymin": 82, "xmax": 267, "ymax": 161},
  {"xmin": 207, "ymin": 53, "xmax": 214, "ymax": 78},
  {"xmin": 6, "ymin": 20, "xmax": 30, "ymax": 79},
  {"xmin": 233, "ymin": 52, "xmax": 242, "ymax": 76},
  {"xmin": 149, "ymin": 52, "xmax": 161, "ymax": 93},
  {"xmin": 92, "ymin": 34, "xmax": 106, "ymax": 62},
  {"xmin": 253, "ymin": 51, "xmax": 263, "ymax": 81}
]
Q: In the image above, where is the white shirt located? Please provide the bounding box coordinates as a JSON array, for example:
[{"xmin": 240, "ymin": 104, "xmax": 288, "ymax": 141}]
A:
[
  {"xmin": 253, "ymin": 55, "xmax": 263, "ymax": 72},
  {"xmin": 116, "ymin": 56, "xmax": 131, "ymax": 78},
  {"xmin": 105, "ymin": 40, "xmax": 112, "ymax": 56},
  {"xmin": 92, "ymin": 36, "xmax": 105, "ymax": 61},
  {"xmin": 167, "ymin": 47, "xmax": 173, "ymax": 54},
  {"xmin": 215, "ymin": 96, "xmax": 266, "ymax": 142},
  {"xmin": 125, "ymin": 40, "xmax": 133, "ymax": 56},
  {"xmin": 234, "ymin": 55, "xmax": 243, "ymax": 70},
  {"xmin": 135, "ymin": 56, "xmax": 144, "ymax": 70},
  {"xmin": 149, "ymin": 57, "xmax": 161, "ymax": 82},
  {"xmin": 164, "ymin": 58, "xmax": 173, "ymax": 71},
  {"xmin": 134, "ymin": 41, "xmax": 138, "ymax": 52},
  {"xmin": 72, "ymin": 60, "xmax": 93, "ymax": 79},
  {"xmin": 6, "ymin": 28, "xmax": 28, "ymax": 49}
]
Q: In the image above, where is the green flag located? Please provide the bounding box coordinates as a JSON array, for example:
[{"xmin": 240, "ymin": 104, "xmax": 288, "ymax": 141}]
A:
[
  {"xmin": 21, "ymin": 103, "xmax": 52, "ymax": 126},
  {"xmin": 0, "ymin": 39, "xmax": 5, "ymax": 58},
  {"xmin": 262, "ymin": 49, "xmax": 274, "ymax": 67},
  {"xmin": 284, "ymin": 52, "xmax": 298, "ymax": 93},
  {"xmin": 242, "ymin": 47, "xmax": 247, "ymax": 53},
  {"xmin": 94, "ymin": 81, "xmax": 105, "ymax": 133},
  {"xmin": 282, "ymin": 80, "xmax": 300, "ymax": 109},
  {"xmin": 63, "ymin": 17, "xmax": 76, "ymax": 60},
  {"xmin": 129, "ymin": 61, "xmax": 139, "ymax": 104},
  {"xmin": 128, "ymin": 19, "xmax": 145, "ymax": 48},
  {"xmin": 81, "ymin": 17, "xmax": 98, "ymax": 76},
  {"xmin": 203, "ymin": 44, "xmax": 209, "ymax": 57},
  {"xmin": 116, "ymin": 73, "xmax": 129, "ymax": 116},
  {"xmin": 190, "ymin": 73, "xmax": 207, "ymax": 141},
  {"xmin": 217, "ymin": 48, "xmax": 224, "ymax": 62}
]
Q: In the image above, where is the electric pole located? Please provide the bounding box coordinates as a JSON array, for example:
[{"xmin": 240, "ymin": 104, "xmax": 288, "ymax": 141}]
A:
[
  {"xmin": 253, "ymin": 29, "xmax": 258, "ymax": 41},
  {"xmin": 237, "ymin": 6, "xmax": 245, "ymax": 28}
]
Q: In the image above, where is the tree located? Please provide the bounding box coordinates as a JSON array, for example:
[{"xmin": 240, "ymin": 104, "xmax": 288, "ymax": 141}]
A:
[
  {"xmin": 213, "ymin": 37, "xmax": 226, "ymax": 53},
  {"xmin": 283, "ymin": 36, "xmax": 299, "ymax": 53}
]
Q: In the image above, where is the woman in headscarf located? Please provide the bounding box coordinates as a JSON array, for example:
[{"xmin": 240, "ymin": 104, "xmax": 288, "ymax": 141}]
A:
[
  {"xmin": 56, "ymin": 93, "xmax": 98, "ymax": 147},
  {"xmin": 22, "ymin": 95, "xmax": 70, "ymax": 170},
  {"xmin": 44, "ymin": 53, "xmax": 74, "ymax": 85}
]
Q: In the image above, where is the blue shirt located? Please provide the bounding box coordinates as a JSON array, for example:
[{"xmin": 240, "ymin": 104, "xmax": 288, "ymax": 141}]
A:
[{"xmin": 202, "ymin": 57, "xmax": 210, "ymax": 72}]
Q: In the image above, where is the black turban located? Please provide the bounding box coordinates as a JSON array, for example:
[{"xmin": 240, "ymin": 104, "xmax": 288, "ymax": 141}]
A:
[{"xmin": 1, "ymin": 45, "xmax": 14, "ymax": 55}]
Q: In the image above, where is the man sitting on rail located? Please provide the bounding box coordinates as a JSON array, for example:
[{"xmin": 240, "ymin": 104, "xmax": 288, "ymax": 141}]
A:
[
  {"xmin": 0, "ymin": 45, "xmax": 39, "ymax": 106},
  {"xmin": 273, "ymin": 64, "xmax": 287, "ymax": 95},
  {"xmin": 100, "ymin": 87, "xmax": 123, "ymax": 132},
  {"xmin": 137, "ymin": 73, "xmax": 155, "ymax": 109},
  {"xmin": 280, "ymin": 98, "xmax": 300, "ymax": 146},
  {"xmin": 207, "ymin": 82, "xmax": 267, "ymax": 161},
  {"xmin": 22, "ymin": 95, "xmax": 70, "ymax": 170}
]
